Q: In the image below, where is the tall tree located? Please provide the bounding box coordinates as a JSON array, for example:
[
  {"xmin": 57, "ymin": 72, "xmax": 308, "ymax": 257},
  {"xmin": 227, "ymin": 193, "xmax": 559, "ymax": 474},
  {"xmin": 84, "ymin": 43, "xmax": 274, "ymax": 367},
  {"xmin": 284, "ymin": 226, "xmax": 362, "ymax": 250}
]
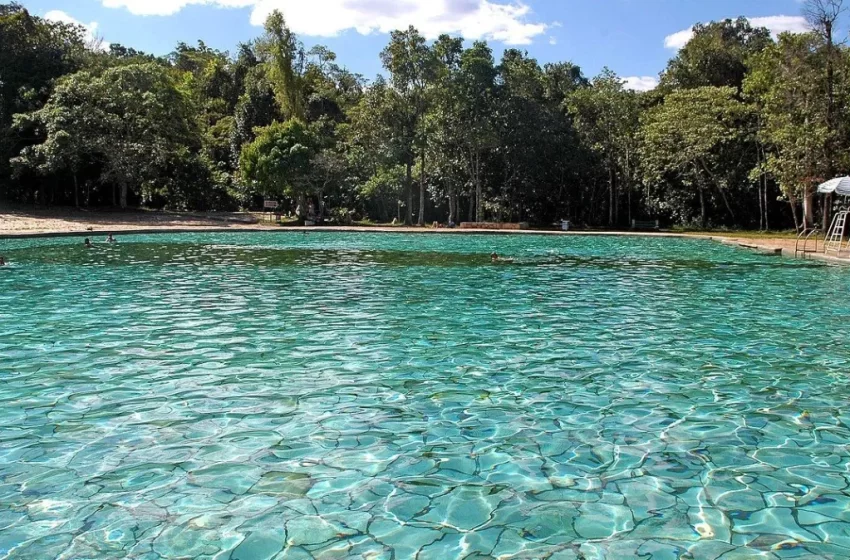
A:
[
  {"xmin": 568, "ymin": 69, "xmax": 639, "ymax": 226},
  {"xmin": 0, "ymin": 3, "xmax": 87, "ymax": 200},
  {"xmin": 745, "ymin": 32, "xmax": 837, "ymax": 230},
  {"xmin": 15, "ymin": 63, "xmax": 198, "ymax": 208},
  {"xmin": 431, "ymin": 39, "xmax": 498, "ymax": 223},
  {"xmin": 258, "ymin": 10, "xmax": 305, "ymax": 121},
  {"xmin": 640, "ymin": 86, "xmax": 752, "ymax": 227},
  {"xmin": 803, "ymin": 0, "xmax": 846, "ymax": 228},
  {"xmin": 380, "ymin": 26, "xmax": 438, "ymax": 225},
  {"xmin": 661, "ymin": 17, "xmax": 773, "ymax": 90},
  {"xmin": 240, "ymin": 119, "xmax": 316, "ymax": 217}
]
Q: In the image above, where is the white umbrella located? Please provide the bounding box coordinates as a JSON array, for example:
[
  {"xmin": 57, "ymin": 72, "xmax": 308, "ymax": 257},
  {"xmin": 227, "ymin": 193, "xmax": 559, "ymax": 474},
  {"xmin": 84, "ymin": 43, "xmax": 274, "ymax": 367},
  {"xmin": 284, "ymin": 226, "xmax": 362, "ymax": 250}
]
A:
[{"xmin": 817, "ymin": 176, "xmax": 850, "ymax": 196}]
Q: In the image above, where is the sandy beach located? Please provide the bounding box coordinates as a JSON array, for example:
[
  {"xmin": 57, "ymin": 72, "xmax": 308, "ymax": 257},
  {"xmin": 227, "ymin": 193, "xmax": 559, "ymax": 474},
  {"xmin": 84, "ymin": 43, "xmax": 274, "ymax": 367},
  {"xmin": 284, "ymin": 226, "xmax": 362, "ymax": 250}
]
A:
[{"xmin": 1, "ymin": 204, "xmax": 844, "ymax": 264}]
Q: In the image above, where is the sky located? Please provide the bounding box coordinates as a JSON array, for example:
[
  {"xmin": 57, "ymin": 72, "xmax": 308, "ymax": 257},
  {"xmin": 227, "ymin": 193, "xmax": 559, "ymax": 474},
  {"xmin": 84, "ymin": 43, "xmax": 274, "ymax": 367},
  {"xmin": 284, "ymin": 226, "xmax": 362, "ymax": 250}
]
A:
[{"xmin": 19, "ymin": 0, "xmax": 813, "ymax": 91}]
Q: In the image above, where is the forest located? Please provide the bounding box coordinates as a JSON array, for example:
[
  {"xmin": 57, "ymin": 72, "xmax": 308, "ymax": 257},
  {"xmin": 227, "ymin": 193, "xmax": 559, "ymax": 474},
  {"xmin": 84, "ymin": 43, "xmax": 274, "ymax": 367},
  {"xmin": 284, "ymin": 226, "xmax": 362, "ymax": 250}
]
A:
[{"xmin": 1, "ymin": 0, "xmax": 848, "ymax": 230}]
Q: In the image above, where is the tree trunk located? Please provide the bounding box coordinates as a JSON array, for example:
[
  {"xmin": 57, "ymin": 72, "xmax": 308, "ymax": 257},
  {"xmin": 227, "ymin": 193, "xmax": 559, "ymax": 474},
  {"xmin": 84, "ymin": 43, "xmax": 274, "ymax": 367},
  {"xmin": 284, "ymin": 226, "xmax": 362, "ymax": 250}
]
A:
[
  {"xmin": 318, "ymin": 189, "xmax": 325, "ymax": 219},
  {"xmin": 826, "ymin": 20, "xmax": 835, "ymax": 180},
  {"xmin": 418, "ymin": 149, "xmax": 426, "ymax": 226},
  {"xmin": 297, "ymin": 192, "xmax": 308, "ymax": 221},
  {"xmin": 448, "ymin": 188, "xmax": 456, "ymax": 225},
  {"xmin": 626, "ymin": 150, "xmax": 632, "ymax": 227},
  {"xmin": 608, "ymin": 164, "xmax": 614, "ymax": 226},
  {"xmin": 73, "ymin": 173, "xmax": 79, "ymax": 209},
  {"xmin": 803, "ymin": 186, "xmax": 815, "ymax": 229},
  {"xmin": 763, "ymin": 180, "xmax": 769, "ymax": 231},
  {"xmin": 716, "ymin": 185, "xmax": 735, "ymax": 222},
  {"xmin": 758, "ymin": 181, "xmax": 764, "ymax": 231},
  {"xmin": 699, "ymin": 185, "xmax": 707, "ymax": 229},
  {"xmin": 823, "ymin": 193, "xmax": 832, "ymax": 232},
  {"xmin": 475, "ymin": 152, "xmax": 482, "ymax": 223},
  {"xmin": 788, "ymin": 192, "xmax": 800, "ymax": 231},
  {"xmin": 468, "ymin": 193, "xmax": 474, "ymax": 222},
  {"xmin": 405, "ymin": 158, "xmax": 413, "ymax": 225},
  {"xmin": 119, "ymin": 184, "xmax": 128, "ymax": 209}
]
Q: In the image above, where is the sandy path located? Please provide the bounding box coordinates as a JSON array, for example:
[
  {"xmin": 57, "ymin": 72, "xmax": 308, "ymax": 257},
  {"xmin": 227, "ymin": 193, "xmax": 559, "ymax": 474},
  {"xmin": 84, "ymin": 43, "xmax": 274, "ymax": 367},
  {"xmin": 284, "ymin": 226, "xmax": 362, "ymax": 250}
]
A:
[{"xmin": 2, "ymin": 205, "xmax": 846, "ymax": 264}]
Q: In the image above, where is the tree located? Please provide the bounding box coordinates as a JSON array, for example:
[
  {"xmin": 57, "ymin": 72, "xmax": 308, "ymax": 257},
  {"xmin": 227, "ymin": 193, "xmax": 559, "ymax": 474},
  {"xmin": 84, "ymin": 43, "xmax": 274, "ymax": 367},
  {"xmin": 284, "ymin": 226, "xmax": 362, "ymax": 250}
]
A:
[
  {"xmin": 0, "ymin": 3, "xmax": 87, "ymax": 200},
  {"xmin": 258, "ymin": 10, "xmax": 305, "ymax": 121},
  {"xmin": 231, "ymin": 66, "xmax": 278, "ymax": 166},
  {"xmin": 456, "ymin": 41, "xmax": 498, "ymax": 223},
  {"xmin": 640, "ymin": 86, "xmax": 752, "ymax": 227},
  {"xmin": 660, "ymin": 17, "xmax": 773, "ymax": 90},
  {"xmin": 240, "ymin": 119, "xmax": 316, "ymax": 217},
  {"xmin": 344, "ymin": 77, "xmax": 410, "ymax": 220},
  {"xmin": 745, "ymin": 32, "xmax": 838, "ymax": 229},
  {"xmin": 12, "ymin": 124, "xmax": 85, "ymax": 207},
  {"xmin": 803, "ymin": 0, "xmax": 846, "ymax": 228},
  {"xmin": 14, "ymin": 62, "xmax": 198, "ymax": 208},
  {"xmin": 567, "ymin": 69, "xmax": 639, "ymax": 226},
  {"xmin": 380, "ymin": 27, "xmax": 438, "ymax": 225}
]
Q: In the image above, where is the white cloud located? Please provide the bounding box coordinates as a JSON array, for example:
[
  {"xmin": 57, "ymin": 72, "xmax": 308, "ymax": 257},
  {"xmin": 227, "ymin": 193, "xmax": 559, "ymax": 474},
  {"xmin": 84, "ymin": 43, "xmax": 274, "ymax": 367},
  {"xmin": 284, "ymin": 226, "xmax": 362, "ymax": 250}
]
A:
[
  {"xmin": 623, "ymin": 76, "xmax": 658, "ymax": 92},
  {"xmin": 101, "ymin": 0, "xmax": 253, "ymax": 17},
  {"xmin": 45, "ymin": 10, "xmax": 107, "ymax": 48},
  {"xmin": 664, "ymin": 28, "xmax": 694, "ymax": 50},
  {"xmin": 664, "ymin": 15, "xmax": 810, "ymax": 50},
  {"xmin": 549, "ymin": 36, "xmax": 557, "ymax": 45},
  {"xmin": 99, "ymin": 0, "xmax": 550, "ymax": 45},
  {"xmin": 750, "ymin": 15, "xmax": 810, "ymax": 35}
]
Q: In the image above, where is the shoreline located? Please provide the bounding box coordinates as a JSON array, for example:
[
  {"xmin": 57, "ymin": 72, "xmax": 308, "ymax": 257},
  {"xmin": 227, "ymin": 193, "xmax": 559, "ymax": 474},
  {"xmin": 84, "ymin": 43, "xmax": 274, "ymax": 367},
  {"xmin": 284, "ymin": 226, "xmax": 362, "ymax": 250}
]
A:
[
  {"xmin": 1, "ymin": 210, "xmax": 847, "ymax": 265},
  {"xmin": 0, "ymin": 225, "xmax": 693, "ymax": 239}
]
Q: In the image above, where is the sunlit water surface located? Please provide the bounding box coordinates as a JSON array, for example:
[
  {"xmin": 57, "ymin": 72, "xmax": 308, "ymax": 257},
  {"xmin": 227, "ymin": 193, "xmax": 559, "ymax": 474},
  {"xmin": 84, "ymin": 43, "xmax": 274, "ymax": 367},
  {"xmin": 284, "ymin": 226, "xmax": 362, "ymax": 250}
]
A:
[{"xmin": 1, "ymin": 232, "xmax": 850, "ymax": 559}]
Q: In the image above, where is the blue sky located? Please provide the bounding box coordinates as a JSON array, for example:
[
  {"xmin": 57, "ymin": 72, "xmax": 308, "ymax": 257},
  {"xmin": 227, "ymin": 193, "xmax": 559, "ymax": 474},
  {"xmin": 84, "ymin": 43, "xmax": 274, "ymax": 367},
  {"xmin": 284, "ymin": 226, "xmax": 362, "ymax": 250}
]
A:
[{"xmin": 20, "ymin": 0, "xmax": 811, "ymax": 90}]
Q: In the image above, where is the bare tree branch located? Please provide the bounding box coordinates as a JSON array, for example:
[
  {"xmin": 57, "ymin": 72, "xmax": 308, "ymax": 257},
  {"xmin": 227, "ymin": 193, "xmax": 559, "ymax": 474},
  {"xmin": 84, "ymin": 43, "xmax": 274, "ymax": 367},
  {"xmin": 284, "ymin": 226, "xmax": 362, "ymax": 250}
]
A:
[{"xmin": 803, "ymin": 0, "xmax": 846, "ymax": 41}]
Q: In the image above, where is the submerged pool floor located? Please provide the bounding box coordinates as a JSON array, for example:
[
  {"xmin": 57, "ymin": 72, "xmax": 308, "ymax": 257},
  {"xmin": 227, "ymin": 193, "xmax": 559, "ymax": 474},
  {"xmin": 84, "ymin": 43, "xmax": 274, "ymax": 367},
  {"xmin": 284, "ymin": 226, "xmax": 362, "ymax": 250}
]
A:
[{"xmin": 1, "ymin": 232, "xmax": 850, "ymax": 559}]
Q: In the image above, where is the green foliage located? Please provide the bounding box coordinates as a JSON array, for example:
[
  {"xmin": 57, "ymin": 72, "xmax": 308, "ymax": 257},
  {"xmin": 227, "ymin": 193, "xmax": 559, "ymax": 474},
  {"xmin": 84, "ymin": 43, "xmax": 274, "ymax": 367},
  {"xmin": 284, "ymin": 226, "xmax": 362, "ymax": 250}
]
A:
[
  {"xmin": 661, "ymin": 17, "xmax": 773, "ymax": 90},
  {"xmin": 240, "ymin": 119, "xmax": 316, "ymax": 206},
  {"xmin": 640, "ymin": 86, "xmax": 754, "ymax": 225},
  {"xmin": 2, "ymin": 2, "xmax": 849, "ymax": 231},
  {"xmin": 258, "ymin": 11, "xmax": 305, "ymax": 121},
  {"xmin": 0, "ymin": 3, "xmax": 88, "ymax": 199},
  {"xmin": 744, "ymin": 32, "xmax": 835, "ymax": 224}
]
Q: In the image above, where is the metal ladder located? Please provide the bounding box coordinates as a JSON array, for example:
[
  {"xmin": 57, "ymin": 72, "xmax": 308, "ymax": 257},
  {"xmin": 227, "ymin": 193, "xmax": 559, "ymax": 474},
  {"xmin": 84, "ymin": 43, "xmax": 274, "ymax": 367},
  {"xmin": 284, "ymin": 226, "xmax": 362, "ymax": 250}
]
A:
[
  {"xmin": 825, "ymin": 210, "xmax": 849, "ymax": 255},
  {"xmin": 795, "ymin": 227, "xmax": 822, "ymax": 257}
]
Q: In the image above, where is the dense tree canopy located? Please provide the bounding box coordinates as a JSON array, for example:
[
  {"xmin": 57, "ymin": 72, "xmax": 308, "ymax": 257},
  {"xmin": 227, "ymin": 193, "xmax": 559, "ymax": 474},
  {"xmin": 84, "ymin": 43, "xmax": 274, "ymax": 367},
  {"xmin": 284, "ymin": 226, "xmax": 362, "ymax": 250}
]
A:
[{"xmin": 3, "ymin": 1, "xmax": 850, "ymax": 230}]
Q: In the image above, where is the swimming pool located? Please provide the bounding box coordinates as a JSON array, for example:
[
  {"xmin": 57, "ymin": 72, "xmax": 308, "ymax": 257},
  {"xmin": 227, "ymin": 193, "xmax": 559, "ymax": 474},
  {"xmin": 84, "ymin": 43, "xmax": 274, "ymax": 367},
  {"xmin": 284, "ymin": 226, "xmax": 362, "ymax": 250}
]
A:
[{"xmin": 1, "ymin": 232, "xmax": 849, "ymax": 558}]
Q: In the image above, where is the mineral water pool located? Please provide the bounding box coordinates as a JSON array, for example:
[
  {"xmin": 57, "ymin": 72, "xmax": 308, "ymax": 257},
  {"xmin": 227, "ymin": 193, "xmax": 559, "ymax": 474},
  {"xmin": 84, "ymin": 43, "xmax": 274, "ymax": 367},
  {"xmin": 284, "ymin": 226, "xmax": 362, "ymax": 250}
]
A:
[{"xmin": 1, "ymin": 232, "xmax": 850, "ymax": 559}]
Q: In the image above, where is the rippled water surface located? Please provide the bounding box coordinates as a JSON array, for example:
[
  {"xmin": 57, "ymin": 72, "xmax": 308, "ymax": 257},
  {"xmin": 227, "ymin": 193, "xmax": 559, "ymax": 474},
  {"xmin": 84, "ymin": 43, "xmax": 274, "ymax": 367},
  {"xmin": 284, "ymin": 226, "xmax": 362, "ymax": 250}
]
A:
[{"xmin": 2, "ymin": 232, "xmax": 850, "ymax": 559}]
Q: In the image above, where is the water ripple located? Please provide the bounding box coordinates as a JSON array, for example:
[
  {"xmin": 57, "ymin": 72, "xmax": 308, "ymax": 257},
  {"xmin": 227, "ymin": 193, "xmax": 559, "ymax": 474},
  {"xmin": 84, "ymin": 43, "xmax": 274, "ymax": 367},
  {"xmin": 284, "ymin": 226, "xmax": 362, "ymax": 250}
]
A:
[{"xmin": 1, "ymin": 233, "xmax": 849, "ymax": 559}]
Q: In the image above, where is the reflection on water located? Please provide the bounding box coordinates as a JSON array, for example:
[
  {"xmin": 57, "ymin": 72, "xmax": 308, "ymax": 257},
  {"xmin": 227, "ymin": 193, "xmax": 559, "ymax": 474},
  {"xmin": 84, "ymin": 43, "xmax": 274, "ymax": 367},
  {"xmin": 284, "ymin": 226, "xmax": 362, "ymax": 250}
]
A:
[{"xmin": 0, "ymin": 232, "xmax": 849, "ymax": 559}]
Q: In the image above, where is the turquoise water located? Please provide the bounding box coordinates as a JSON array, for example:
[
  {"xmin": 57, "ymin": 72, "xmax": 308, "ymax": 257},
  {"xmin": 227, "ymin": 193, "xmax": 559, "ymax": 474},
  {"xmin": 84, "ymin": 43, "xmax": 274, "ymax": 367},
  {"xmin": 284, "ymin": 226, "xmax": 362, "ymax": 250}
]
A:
[{"xmin": 1, "ymin": 232, "xmax": 850, "ymax": 559}]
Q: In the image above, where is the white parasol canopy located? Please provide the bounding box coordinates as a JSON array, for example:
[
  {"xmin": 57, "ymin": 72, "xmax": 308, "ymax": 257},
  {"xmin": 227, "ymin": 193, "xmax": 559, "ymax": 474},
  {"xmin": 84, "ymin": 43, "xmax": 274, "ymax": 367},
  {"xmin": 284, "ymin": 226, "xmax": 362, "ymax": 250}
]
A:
[{"xmin": 817, "ymin": 176, "xmax": 850, "ymax": 196}]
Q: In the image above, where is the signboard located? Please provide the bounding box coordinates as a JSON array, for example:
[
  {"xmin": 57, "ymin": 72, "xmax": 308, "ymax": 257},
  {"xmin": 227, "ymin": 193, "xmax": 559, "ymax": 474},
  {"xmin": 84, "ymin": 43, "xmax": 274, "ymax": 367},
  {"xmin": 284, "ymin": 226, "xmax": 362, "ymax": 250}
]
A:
[{"xmin": 264, "ymin": 200, "xmax": 279, "ymax": 209}]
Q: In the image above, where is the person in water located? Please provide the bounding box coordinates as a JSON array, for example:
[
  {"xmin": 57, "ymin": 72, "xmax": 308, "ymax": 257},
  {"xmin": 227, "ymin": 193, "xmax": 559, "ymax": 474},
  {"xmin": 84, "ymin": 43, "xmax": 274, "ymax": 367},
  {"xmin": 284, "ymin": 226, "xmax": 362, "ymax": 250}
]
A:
[
  {"xmin": 491, "ymin": 252, "xmax": 514, "ymax": 264},
  {"xmin": 0, "ymin": 256, "xmax": 5, "ymax": 266},
  {"xmin": 84, "ymin": 238, "xmax": 92, "ymax": 248},
  {"xmin": 106, "ymin": 233, "xmax": 116, "ymax": 243}
]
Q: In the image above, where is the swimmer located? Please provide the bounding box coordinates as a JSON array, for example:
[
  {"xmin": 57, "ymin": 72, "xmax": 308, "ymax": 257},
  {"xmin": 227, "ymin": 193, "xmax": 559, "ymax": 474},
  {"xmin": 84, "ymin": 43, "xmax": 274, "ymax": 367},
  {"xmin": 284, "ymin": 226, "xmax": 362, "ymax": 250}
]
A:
[
  {"xmin": 491, "ymin": 252, "xmax": 499, "ymax": 262},
  {"xmin": 491, "ymin": 252, "xmax": 514, "ymax": 264},
  {"xmin": 106, "ymin": 233, "xmax": 116, "ymax": 243},
  {"xmin": 0, "ymin": 256, "xmax": 5, "ymax": 266},
  {"xmin": 84, "ymin": 238, "xmax": 92, "ymax": 248}
]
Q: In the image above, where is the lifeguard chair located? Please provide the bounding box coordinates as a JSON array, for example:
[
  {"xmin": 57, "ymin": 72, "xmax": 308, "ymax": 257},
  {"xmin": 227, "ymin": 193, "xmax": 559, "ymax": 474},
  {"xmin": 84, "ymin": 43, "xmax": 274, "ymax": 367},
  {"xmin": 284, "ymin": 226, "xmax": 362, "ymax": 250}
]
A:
[{"xmin": 818, "ymin": 177, "xmax": 850, "ymax": 256}]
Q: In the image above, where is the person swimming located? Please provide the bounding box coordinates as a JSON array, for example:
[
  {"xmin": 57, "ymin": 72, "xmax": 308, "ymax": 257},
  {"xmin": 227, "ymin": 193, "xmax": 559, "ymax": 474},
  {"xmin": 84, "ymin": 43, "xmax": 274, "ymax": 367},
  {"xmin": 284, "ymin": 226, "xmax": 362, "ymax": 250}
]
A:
[
  {"xmin": 106, "ymin": 233, "xmax": 116, "ymax": 243},
  {"xmin": 0, "ymin": 256, "xmax": 5, "ymax": 266},
  {"xmin": 491, "ymin": 252, "xmax": 514, "ymax": 264},
  {"xmin": 84, "ymin": 238, "xmax": 92, "ymax": 248}
]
